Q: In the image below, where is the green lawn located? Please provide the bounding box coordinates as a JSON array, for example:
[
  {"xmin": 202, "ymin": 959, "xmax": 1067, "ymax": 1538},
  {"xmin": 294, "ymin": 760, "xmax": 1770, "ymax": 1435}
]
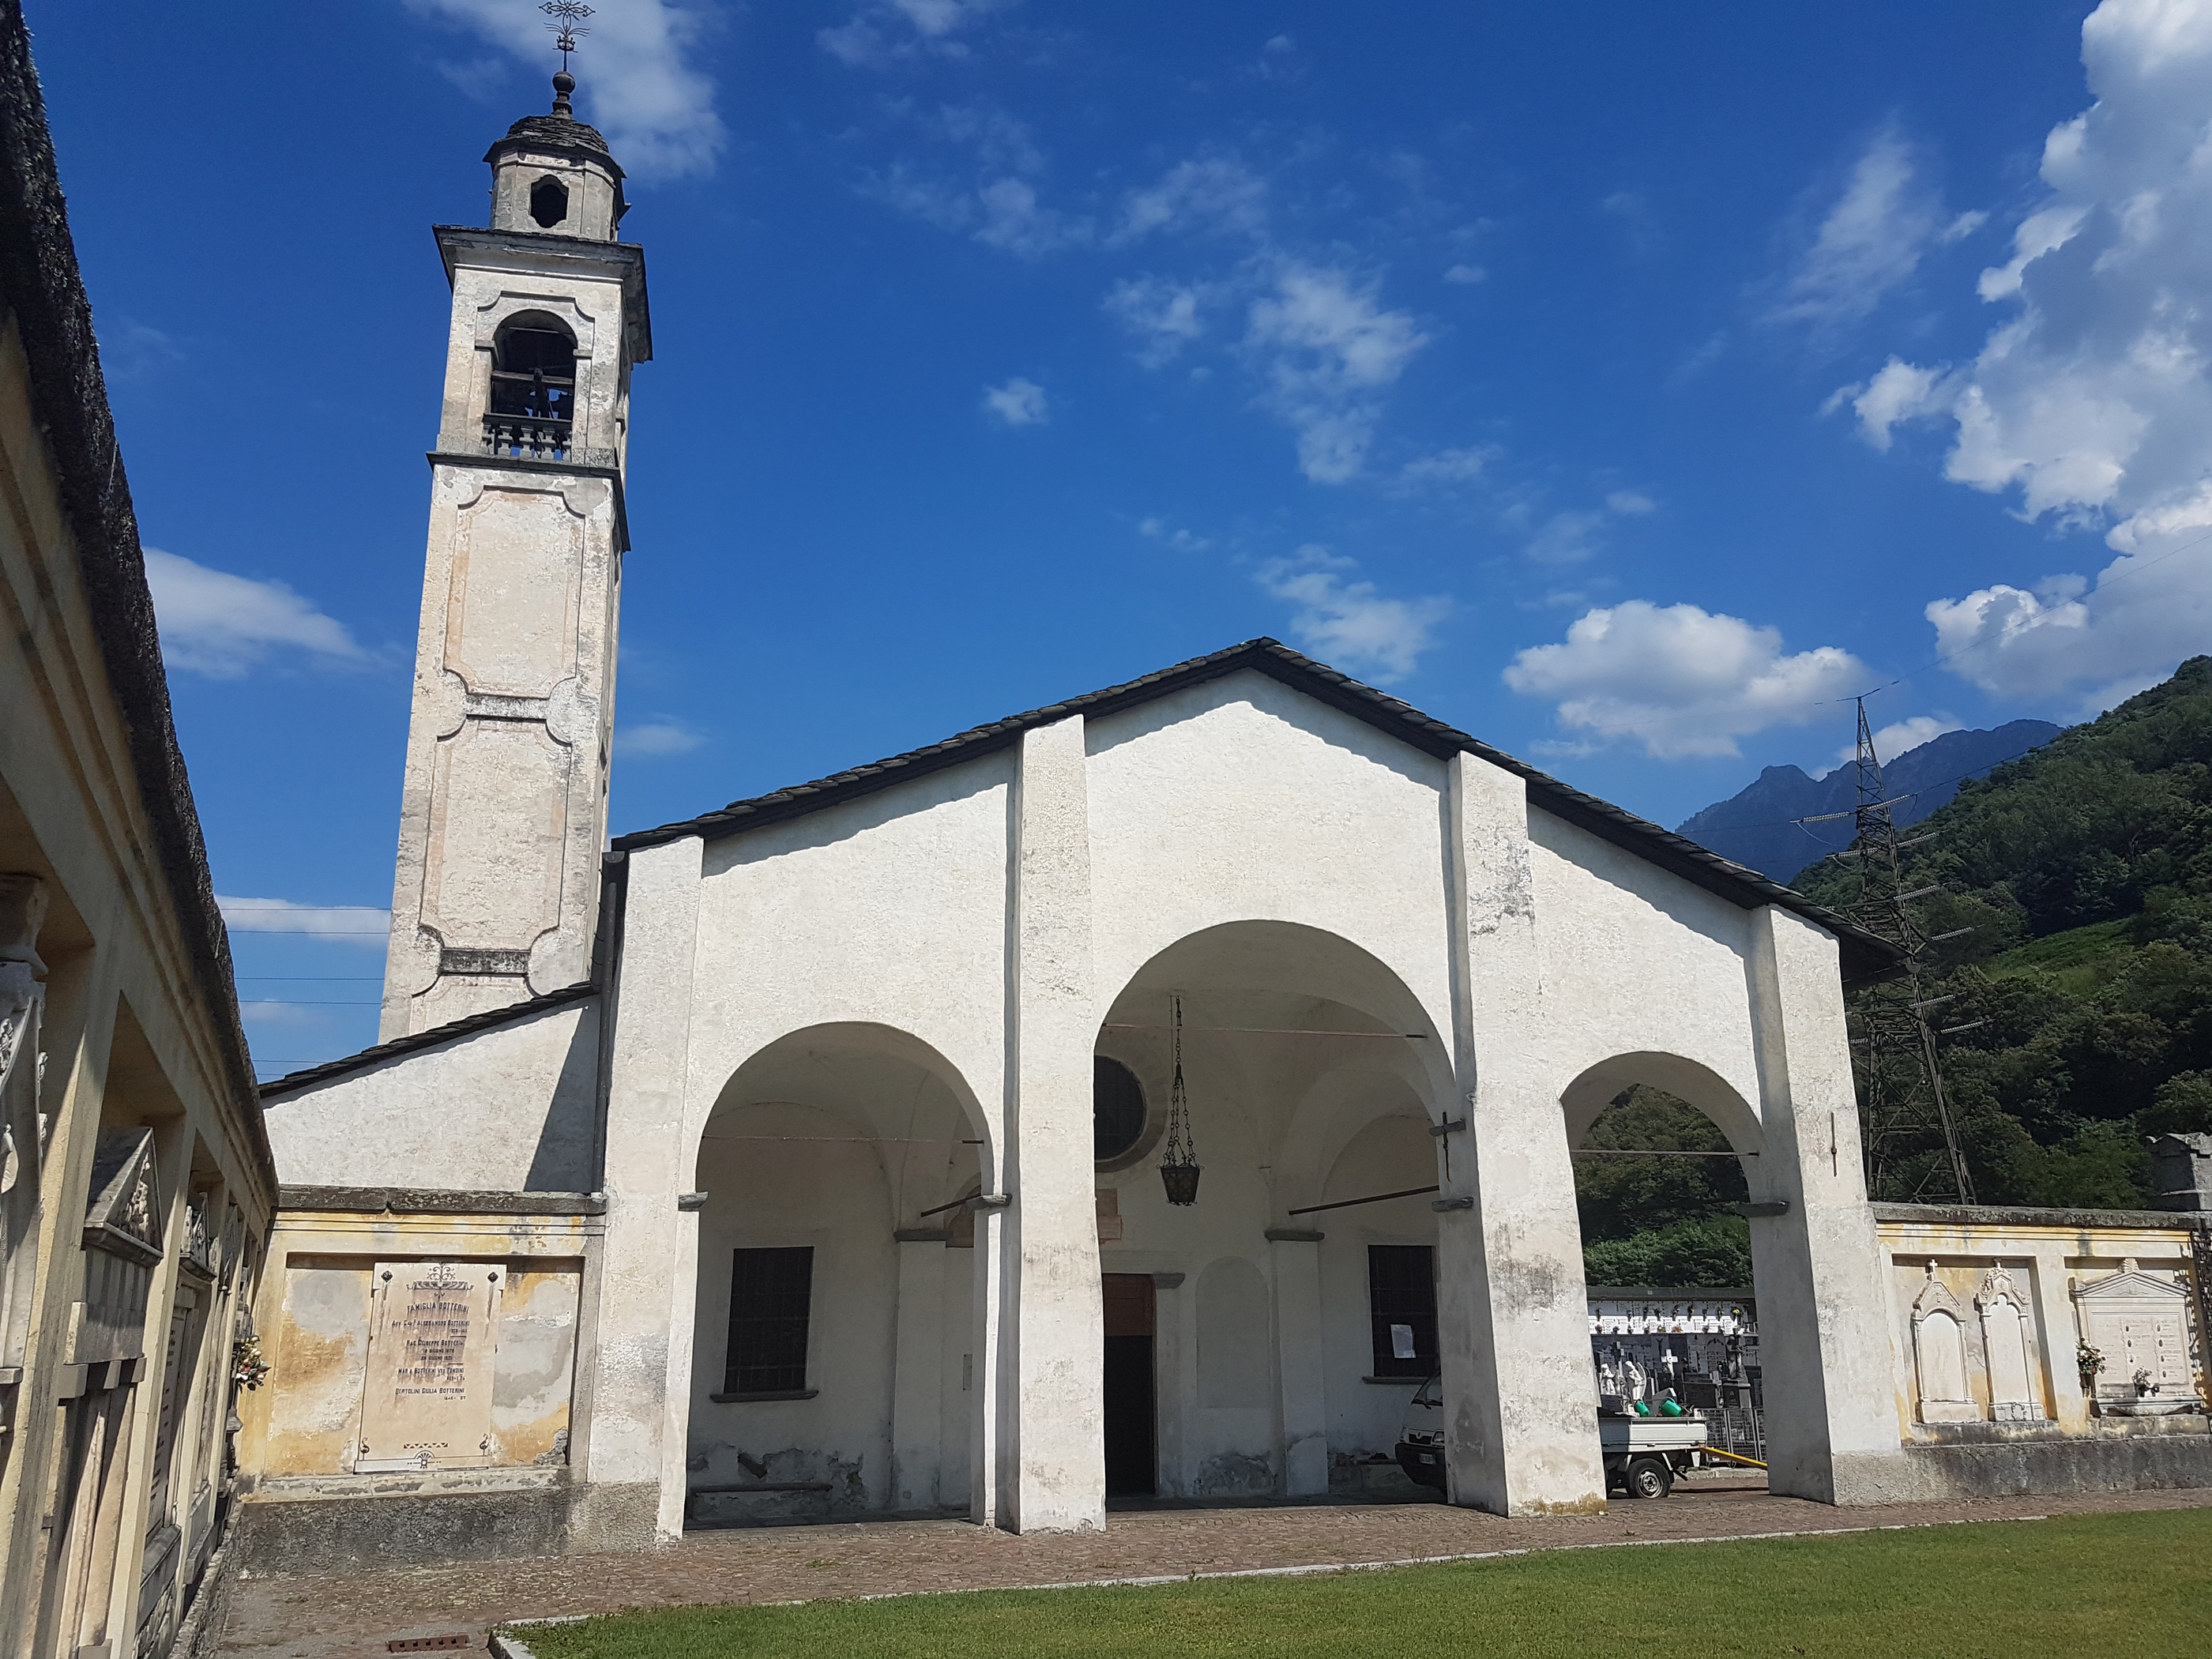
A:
[{"xmin": 508, "ymin": 1507, "xmax": 2212, "ymax": 1659}]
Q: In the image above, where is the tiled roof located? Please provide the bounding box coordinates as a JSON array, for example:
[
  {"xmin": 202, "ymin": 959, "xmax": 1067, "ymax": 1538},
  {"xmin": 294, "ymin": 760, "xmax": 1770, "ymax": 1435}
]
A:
[
  {"xmin": 257, "ymin": 981, "xmax": 597, "ymax": 1100},
  {"xmin": 614, "ymin": 638, "xmax": 1903, "ymax": 987}
]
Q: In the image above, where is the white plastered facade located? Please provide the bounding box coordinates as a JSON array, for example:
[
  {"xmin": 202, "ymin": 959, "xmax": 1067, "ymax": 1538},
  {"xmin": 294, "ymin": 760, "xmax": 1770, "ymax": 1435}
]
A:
[{"xmin": 260, "ymin": 663, "xmax": 1910, "ymax": 1537}]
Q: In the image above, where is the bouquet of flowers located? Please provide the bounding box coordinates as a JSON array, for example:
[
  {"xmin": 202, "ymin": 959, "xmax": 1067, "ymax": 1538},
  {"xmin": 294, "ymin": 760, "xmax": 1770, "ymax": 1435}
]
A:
[
  {"xmin": 231, "ymin": 1334, "xmax": 270, "ymax": 1393},
  {"xmin": 2076, "ymin": 1339, "xmax": 2105, "ymax": 1386}
]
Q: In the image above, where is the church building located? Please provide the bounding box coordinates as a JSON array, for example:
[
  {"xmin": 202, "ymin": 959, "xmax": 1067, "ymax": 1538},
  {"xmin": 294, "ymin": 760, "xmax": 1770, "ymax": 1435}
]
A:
[{"xmin": 236, "ymin": 75, "xmax": 2051, "ymax": 1567}]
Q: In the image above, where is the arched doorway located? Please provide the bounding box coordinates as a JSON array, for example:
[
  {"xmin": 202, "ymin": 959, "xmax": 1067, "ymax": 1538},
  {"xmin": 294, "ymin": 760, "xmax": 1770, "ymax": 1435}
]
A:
[
  {"xmin": 1561, "ymin": 1053, "xmax": 1772, "ymax": 1496},
  {"xmin": 687, "ymin": 1024, "xmax": 990, "ymax": 1525},
  {"xmin": 1090, "ymin": 922, "xmax": 1450, "ymax": 1503}
]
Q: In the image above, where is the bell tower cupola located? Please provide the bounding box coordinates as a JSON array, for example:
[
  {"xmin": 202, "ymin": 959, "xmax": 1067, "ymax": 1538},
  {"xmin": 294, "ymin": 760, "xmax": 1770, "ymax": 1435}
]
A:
[
  {"xmin": 486, "ymin": 73, "xmax": 629, "ymax": 241},
  {"xmin": 378, "ymin": 67, "xmax": 652, "ymax": 1040}
]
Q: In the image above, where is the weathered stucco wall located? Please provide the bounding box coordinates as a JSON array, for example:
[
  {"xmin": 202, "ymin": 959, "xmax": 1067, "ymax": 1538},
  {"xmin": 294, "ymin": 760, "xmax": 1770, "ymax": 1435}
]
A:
[
  {"xmin": 262, "ymin": 997, "xmax": 600, "ymax": 1191},
  {"xmin": 1083, "ymin": 672, "xmax": 1454, "ymax": 1040},
  {"xmin": 583, "ymin": 669, "xmax": 1909, "ymax": 1533},
  {"xmin": 685, "ymin": 753, "xmax": 1014, "ymax": 1161},
  {"xmin": 238, "ymin": 1207, "xmax": 595, "ymax": 1486}
]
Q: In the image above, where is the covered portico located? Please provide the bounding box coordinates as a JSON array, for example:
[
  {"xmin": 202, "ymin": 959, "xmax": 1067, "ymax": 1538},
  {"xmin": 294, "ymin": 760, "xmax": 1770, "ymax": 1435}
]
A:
[{"xmin": 583, "ymin": 641, "xmax": 1905, "ymax": 1537}]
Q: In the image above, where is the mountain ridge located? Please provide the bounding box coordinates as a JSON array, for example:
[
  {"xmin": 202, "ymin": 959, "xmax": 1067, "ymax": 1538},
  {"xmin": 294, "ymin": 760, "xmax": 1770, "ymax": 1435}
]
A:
[{"xmin": 1676, "ymin": 719, "xmax": 2064, "ymax": 882}]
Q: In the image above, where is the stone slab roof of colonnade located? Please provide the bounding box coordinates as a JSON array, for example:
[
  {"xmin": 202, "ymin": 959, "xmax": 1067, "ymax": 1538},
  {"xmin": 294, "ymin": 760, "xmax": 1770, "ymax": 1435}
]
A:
[{"xmin": 613, "ymin": 636, "xmax": 1903, "ymax": 988}]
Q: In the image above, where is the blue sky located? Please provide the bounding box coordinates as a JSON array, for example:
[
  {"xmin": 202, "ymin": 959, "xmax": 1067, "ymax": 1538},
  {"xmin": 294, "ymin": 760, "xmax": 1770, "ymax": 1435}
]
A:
[{"xmin": 32, "ymin": 1, "xmax": 2212, "ymax": 1077}]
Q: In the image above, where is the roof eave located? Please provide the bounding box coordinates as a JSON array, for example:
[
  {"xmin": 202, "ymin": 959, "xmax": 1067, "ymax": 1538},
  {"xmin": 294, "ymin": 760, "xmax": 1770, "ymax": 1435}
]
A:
[{"xmin": 608, "ymin": 639, "xmax": 1904, "ymax": 984}]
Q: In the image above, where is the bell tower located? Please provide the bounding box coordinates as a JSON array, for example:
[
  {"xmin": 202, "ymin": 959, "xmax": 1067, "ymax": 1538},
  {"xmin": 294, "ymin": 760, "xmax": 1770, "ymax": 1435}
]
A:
[{"xmin": 379, "ymin": 69, "xmax": 650, "ymax": 1039}]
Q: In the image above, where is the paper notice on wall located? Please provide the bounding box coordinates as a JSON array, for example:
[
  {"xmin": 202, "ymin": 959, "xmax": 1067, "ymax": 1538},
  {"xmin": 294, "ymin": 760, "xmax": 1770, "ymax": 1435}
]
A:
[
  {"xmin": 356, "ymin": 1260, "xmax": 503, "ymax": 1472},
  {"xmin": 1391, "ymin": 1324, "xmax": 1416, "ymax": 1360}
]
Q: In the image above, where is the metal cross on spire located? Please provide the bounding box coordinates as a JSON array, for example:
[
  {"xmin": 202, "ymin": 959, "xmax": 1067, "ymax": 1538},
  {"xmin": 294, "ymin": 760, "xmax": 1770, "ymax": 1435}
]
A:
[{"xmin": 542, "ymin": 2, "xmax": 592, "ymax": 72}]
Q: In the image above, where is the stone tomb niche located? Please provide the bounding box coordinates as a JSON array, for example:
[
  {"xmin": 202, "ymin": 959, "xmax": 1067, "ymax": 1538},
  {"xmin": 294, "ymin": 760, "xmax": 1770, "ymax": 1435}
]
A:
[
  {"xmin": 1909, "ymin": 1262, "xmax": 1977, "ymax": 1424},
  {"xmin": 1974, "ymin": 1266, "xmax": 2045, "ymax": 1424},
  {"xmin": 356, "ymin": 1260, "xmax": 503, "ymax": 1472},
  {"xmin": 2072, "ymin": 1261, "xmax": 2198, "ymax": 1415}
]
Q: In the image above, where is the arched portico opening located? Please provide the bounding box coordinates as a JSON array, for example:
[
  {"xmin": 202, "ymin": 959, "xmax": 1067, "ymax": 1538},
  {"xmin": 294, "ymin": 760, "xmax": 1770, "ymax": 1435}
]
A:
[
  {"xmin": 686, "ymin": 1023, "xmax": 991, "ymax": 1526},
  {"xmin": 1089, "ymin": 921, "xmax": 1450, "ymax": 1503},
  {"xmin": 1562, "ymin": 1052, "xmax": 1776, "ymax": 1496}
]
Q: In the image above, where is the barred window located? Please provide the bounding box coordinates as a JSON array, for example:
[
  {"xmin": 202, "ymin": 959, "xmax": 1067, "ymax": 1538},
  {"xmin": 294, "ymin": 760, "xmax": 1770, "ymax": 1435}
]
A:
[
  {"xmin": 1367, "ymin": 1244, "xmax": 1438, "ymax": 1379},
  {"xmin": 724, "ymin": 1246, "xmax": 814, "ymax": 1395}
]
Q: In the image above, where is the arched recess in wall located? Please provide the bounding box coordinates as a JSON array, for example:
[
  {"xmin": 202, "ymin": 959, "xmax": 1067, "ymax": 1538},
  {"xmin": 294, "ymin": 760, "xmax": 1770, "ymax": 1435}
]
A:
[
  {"xmin": 694, "ymin": 1021, "xmax": 994, "ymax": 1208},
  {"xmin": 1093, "ymin": 920, "xmax": 1451, "ymax": 1212},
  {"xmin": 687, "ymin": 1022, "xmax": 993, "ymax": 1518}
]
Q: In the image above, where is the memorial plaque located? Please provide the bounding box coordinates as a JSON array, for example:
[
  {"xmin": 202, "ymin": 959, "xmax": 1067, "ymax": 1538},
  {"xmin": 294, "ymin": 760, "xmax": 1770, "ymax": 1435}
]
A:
[
  {"xmin": 355, "ymin": 1260, "xmax": 504, "ymax": 1472},
  {"xmin": 2073, "ymin": 1265, "xmax": 2195, "ymax": 1402}
]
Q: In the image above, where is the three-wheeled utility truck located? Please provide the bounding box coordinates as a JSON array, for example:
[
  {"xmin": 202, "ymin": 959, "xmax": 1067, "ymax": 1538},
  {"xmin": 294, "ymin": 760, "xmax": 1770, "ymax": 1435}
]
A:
[{"xmin": 1393, "ymin": 1374, "xmax": 1725, "ymax": 1498}]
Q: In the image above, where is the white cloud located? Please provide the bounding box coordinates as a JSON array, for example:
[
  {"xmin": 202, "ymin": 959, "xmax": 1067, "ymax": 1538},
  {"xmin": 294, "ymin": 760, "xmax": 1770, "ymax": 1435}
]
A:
[
  {"xmin": 1138, "ymin": 517, "xmax": 1212, "ymax": 553},
  {"xmin": 616, "ymin": 717, "xmax": 706, "ymax": 757},
  {"xmin": 145, "ymin": 548, "xmax": 367, "ymax": 679},
  {"xmin": 1837, "ymin": 713, "xmax": 1963, "ymax": 766},
  {"xmin": 1248, "ymin": 34, "xmax": 1305, "ymax": 83},
  {"xmin": 982, "ymin": 376, "xmax": 1051, "ymax": 425},
  {"xmin": 1832, "ymin": 0, "xmax": 2212, "ymax": 700},
  {"xmin": 1394, "ymin": 446, "xmax": 1495, "ymax": 491},
  {"xmin": 218, "ymin": 896, "xmax": 390, "ymax": 946},
  {"xmin": 1600, "ymin": 191, "xmax": 1660, "ymax": 258},
  {"xmin": 1503, "ymin": 600, "xmax": 1867, "ymax": 759},
  {"xmin": 820, "ymin": 0, "xmax": 1013, "ymax": 68},
  {"xmin": 1767, "ymin": 126, "xmax": 1953, "ymax": 331},
  {"xmin": 863, "ymin": 105, "xmax": 1092, "ymax": 258},
  {"xmin": 1834, "ymin": 356, "xmax": 1955, "ymax": 450},
  {"xmin": 1443, "ymin": 264, "xmax": 1486, "ymax": 285},
  {"xmin": 1523, "ymin": 510, "xmax": 1610, "ymax": 567},
  {"xmin": 1255, "ymin": 547, "xmax": 1450, "ymax": 682},
  {"xmin": 238, "ymin": 1000, "xmax": 332, "ymax": 1029},
  {"xmin": 1244, "ymin": 265, "xmax": 1429, "ymax": 483},
  {"xmin": 405, "ymin": 0, "xmax": 724, "ymax": 179},
  {"xmin": 1113, "ymin": 156, "xmax": 1269, "ymax": 245},
  {"xmin": 1104, "ymin": 276, "xmax": 1211, "ymax": 367},
  {"xmin": 1518, "ymin": 492, "xmax": 1655, "ymax": 565},
  {"xmin": 103, "ymin": 319, "xmax": 184, "ymax": 382},
  {"xmin": 974, "ymin": 177, "xmax": 1089, "ymax": 256},
  {"xmin": 1922, "ymin": 536, "xmax": 2212, "ymax": 706}
]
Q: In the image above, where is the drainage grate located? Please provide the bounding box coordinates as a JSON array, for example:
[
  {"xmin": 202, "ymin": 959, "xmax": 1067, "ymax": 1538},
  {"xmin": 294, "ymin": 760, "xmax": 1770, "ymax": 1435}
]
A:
[{"xmin": 388, "ymin": 1638, "xmax": 472, "ymax": 1653}]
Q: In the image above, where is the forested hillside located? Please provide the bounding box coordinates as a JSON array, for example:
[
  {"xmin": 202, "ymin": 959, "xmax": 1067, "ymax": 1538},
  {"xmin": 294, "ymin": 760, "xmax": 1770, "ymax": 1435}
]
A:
[
  {"xmin": 1576, "ymin": 655, "xmax": 2211, "ymax": 1283},
  {"xmin": 1794, "ymin": 655, "xmax": 2212, "ymax": 1207}
]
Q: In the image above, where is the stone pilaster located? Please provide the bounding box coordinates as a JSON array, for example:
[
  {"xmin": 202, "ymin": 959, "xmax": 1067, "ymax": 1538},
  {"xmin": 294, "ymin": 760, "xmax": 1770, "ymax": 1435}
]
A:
[
  {"xmin": 581, "ymin": 836, "xmax": 701, "ymax": 1542},
  {"xmin": 1268, "ymin": 1234, "xmax": 1328, "ymax": 1495},
  {"xmin": 1744, "ymin": 904, "xmax": 1905, "ymax": 1502},
  {"xmin": 998, "ymin": 716, "xmax": 1105, "ymax": 1533},
  {"xmin": 890, "ymin": 1235, "xmax": 948, "ymax": 1510},
  {"xmin": 1437, "ymin": 752, "xmax": 1607, "ymax": 1515}
]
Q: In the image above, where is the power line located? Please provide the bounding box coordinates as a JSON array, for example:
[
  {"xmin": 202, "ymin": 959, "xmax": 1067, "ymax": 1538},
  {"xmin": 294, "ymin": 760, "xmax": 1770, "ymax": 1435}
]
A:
[{"xmin": 1840, "ymin": 700, "xmax": 1973, "ymax": 1205}]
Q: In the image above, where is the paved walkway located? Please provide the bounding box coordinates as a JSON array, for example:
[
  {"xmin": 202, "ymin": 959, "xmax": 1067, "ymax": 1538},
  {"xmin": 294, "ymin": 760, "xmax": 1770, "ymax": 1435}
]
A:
[{"xmin": 216, "ymin": 1480, "xmax": 2212, "ymax": 1657}]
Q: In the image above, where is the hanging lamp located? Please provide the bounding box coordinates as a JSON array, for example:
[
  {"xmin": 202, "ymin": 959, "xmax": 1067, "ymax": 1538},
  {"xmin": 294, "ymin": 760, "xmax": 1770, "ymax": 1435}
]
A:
[{"xmin": 1160, "ymin": 992, "xmax": 1202, "ymax": 1206}]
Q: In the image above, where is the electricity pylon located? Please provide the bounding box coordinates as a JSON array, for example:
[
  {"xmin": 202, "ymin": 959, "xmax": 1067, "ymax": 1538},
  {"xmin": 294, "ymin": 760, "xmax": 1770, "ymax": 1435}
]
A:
[{"xmin": 1831, "ymin": 698, "xmax": 1977, "ymax": 1203}]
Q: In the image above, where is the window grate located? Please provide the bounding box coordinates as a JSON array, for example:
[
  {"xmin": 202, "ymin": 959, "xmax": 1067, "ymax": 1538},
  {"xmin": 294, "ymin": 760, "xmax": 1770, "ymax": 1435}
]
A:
[
  {"xmin": 724, "ymin": 1246, "xmax": 814, "ymax": 1395},
  {"xmin": 1367, "ymin": 1244, "xmax": 1438, "ymax": 1378}
]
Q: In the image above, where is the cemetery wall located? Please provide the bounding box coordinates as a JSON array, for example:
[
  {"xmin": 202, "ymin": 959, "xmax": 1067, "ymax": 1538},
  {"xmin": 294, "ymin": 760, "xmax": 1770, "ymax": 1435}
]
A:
[{"xmin": 1867, "ymin": 1205, "xmax": 2212, "ymax": 1498}]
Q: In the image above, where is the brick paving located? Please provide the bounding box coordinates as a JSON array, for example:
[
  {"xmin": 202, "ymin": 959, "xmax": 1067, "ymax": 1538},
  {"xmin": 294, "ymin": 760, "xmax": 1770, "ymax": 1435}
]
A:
[{"xmin": 216, "ymin": 1480, "xmax": 2212, "ymax": 1657}]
